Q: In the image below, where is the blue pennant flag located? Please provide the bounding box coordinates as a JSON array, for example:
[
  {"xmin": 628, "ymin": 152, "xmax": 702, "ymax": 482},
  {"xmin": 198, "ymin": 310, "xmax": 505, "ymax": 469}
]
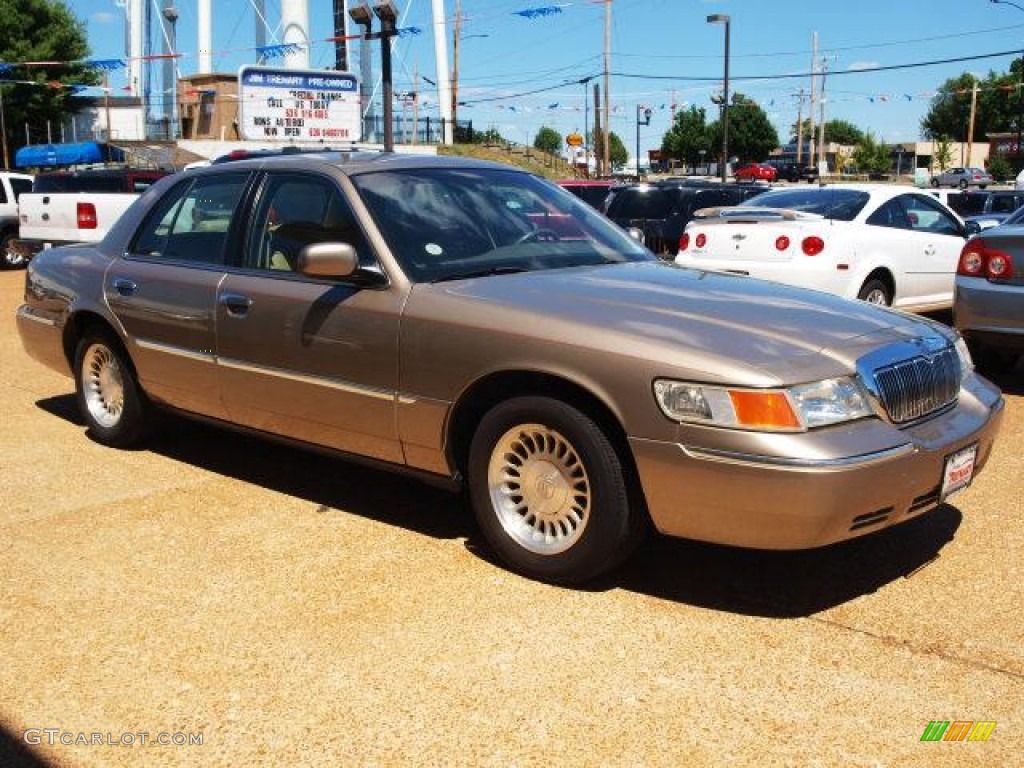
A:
[
  {"xmin": 514, "ymin": 6, "xmax": 564, "ymax": 19},
  {"xmin": 86, "ymin": 59, "xmax": 126, "ymax": 71},
  {"xmin": 256, "ymin": 43, "xmax": 303, "ymax": 60}
]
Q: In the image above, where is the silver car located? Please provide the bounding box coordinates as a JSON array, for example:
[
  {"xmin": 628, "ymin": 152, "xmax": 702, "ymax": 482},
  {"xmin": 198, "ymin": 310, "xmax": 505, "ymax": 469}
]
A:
[
  {"xmin": 16, "ymin": 152, "xmax": 1005, "ymax": 584},
  {"xmin": 955, "ymin": 208, "xmax": 1024, "ymax": 370},
  {"xmin": 931, "ymin": 167, "xmax": 993, "ymax": 190}
]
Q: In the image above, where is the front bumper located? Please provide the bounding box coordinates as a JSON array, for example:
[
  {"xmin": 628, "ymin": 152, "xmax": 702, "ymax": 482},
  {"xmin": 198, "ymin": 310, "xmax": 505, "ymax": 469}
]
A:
[{"xmin": 630, "ymin": 374, "xmax": 1005, "ymax": 549}]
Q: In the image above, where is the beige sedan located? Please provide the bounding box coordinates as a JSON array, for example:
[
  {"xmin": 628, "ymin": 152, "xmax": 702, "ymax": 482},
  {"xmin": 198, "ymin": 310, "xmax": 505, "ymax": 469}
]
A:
[{"xmin": 16, "ymin": 152, "xmax": 1004, "ymax": 584}]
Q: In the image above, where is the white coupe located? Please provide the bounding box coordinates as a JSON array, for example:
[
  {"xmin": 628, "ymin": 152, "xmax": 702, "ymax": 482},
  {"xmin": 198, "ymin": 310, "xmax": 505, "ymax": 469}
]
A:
[{"xmin": 675, "ymin": 184, "xmax": 976, "ymax": 311}]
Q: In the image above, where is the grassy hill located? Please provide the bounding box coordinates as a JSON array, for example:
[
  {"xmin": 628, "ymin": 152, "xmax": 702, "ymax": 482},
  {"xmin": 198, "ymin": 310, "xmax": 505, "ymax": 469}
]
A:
[{"xmin": 438, "ymin": 142, "xmax": 577, "ymax": 180}]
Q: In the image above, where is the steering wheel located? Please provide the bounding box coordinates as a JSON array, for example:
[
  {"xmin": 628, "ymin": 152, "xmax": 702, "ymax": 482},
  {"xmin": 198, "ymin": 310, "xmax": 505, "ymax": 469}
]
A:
[{"xmin": 515, "ymin": 227, "xmax": 561, "ymax": 245}]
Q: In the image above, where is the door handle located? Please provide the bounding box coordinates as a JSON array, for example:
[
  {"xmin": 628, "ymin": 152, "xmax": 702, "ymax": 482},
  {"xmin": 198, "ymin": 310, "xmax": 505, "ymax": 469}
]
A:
[
  {"xmin": 924, "ymin": 245, "xmax": 936, "ymax": 256},
  {"xmin": 219, "ymin": 293, "xmax": 252, "ymax": 316},
  {"xmin": 112, "ymin": 277, "xmax": 138, "ymax": 296}
]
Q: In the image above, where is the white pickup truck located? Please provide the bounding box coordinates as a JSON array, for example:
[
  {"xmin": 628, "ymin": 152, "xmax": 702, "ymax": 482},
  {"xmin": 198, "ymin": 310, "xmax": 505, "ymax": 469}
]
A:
[
  {"xmin": 13, "ymin": 169, "xmax": 168, "ymax": 265},
  {"xmin": 1, "ymin": 171, "xmax": 35, "ymax": 268}
]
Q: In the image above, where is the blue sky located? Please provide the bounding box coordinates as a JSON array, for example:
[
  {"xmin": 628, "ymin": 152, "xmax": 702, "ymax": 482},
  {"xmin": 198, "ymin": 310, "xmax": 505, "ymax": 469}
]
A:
[{"xmin": 65, "ymin": 0, "xmax": 1024, "ymax": 155}]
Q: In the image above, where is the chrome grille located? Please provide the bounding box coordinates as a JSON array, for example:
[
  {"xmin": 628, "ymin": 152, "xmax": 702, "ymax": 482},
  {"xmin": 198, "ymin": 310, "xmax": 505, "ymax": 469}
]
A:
[{"xmin": 872, "ymin": 346, "xmax": 960, "ymax": 424}]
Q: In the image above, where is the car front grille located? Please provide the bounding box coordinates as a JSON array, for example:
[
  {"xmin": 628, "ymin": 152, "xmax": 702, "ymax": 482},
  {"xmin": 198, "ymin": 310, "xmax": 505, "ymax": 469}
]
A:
[{"xmin": 871, "ymin": 346, "xmax": 961, "ymax": 424}]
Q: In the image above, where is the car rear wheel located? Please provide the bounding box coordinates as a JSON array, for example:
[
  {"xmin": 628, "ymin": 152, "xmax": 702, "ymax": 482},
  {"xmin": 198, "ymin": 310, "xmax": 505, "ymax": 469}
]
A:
[
  {"xmin": 468, "ymin": 396, "xmax": 640, "ymax": 584},
  {"xmin": 0, "ymin": 233, "xmax": 24, "ymax": 269},
  {"xmin": 74, "ymin": 332, "xmax": 151, "ymax": 447},
  {"xmin": 858, "ymin": 279, "xmax": 892, "ymax": 306},
  {"xmin": 930, "ymin": 178, "xmax": 939, "ymax": 188},
  {"xmin": 959, "ymin": 179, "xmax": 968, "ymax": 190}
]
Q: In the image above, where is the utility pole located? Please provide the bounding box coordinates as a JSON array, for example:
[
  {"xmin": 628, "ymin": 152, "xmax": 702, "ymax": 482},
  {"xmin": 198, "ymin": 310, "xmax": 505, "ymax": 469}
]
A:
[
  {"xmin": 451, "ymin": 0, "xmax": 461, "ymax": 139},
  {"xmin": 795, "ymin": 88, "xmax": 804, "ymax": 163},
  {"xmin": 817, "ymin": 56, "xmax": 828, "ymax": 172},
  {"xmin": 808, "ymin": 32, "xmax": 818, "ymax": 168},
  {"xmin": 593, "ymin": 82, "xmax": 602, "ymax": 176},
  {"xmin": 413, "ymin": 65, "xmax": 420, "ymax": 144},
  {"xmin": 602, "ymin": 0, "xmax": 611, "ymax": 176},
  {"xmin": 967, "ymin": 81, "xmax": 979, "ymax": 166}
]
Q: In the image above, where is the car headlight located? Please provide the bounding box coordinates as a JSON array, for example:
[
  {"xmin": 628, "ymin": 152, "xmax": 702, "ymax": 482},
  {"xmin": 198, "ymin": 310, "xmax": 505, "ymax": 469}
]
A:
[
  {"xmin": 653, "ymin": 376, "xmax": 873, "ymax": 431},
  {"xmin": 953, "ymin": 334, "xmax": 974, "ymax": 382}
]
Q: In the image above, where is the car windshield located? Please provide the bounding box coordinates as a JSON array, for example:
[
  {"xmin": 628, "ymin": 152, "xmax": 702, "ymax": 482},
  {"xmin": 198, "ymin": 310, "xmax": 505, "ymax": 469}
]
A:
[
  {"xmin": 351, "ymin": 168, "xmax": 652, "ymax": 282},
  {"xmin": 740, "ymin": 188, "xmax": 871, "ymax": 221}
]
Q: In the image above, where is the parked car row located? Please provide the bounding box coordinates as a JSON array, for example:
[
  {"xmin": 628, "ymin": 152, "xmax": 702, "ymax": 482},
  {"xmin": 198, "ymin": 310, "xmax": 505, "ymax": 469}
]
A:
[{"xmin": 15, "ymin": 151, "xmax": 1005, "ymax": 585}]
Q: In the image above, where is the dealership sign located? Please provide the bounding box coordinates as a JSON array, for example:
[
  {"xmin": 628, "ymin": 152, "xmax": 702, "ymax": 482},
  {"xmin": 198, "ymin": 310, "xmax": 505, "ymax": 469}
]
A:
[{"xmin": 238, "ymin": 66, "xmax": 360, "ymax": 142}]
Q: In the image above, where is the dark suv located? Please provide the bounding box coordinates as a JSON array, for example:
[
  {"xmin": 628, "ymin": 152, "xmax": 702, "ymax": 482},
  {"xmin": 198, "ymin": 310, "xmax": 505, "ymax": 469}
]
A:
[
  {"xmin": 771, "ymin": 162, "xmax": 820, "ymax": 183},
  {"xmin": 604, "ymin": 182, "xmax": 765, "ymax": 256}
]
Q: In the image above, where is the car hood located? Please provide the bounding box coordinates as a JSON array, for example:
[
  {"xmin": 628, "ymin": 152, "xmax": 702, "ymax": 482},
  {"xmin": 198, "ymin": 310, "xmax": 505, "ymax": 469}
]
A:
[{"xmin": 412, "ymin": 261, "xmax": 946, "ymax": 386}]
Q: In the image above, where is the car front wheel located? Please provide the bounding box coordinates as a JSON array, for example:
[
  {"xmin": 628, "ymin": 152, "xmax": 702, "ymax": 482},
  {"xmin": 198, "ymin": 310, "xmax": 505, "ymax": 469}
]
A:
[
  {"xmin": 959, "ymin": 179, "xmax": 968, "ymax": 190},
  {"xmin": 931, "ymin": 178, "xmax": 939, "ymax": 188},
  {"xmin": 74, "ymin": 332, "xmax": 151, "ymax": 447},
  {"xmin": 858, "ymin": 278, "xmax": 892, "ymax": 306},
  {"xmin": 468, "ymin": 396, "xmax": 642, "ymax": 584}
]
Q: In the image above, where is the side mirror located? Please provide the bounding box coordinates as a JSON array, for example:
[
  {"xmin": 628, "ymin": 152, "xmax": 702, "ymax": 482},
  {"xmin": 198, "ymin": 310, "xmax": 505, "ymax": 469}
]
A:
[
  {"xmin": 963, "ymin": 221, "xmax": 982, "ymax": 238},
  {"xmin": 297, "ymin": 242, "xmax": 369, "ymax": 280}
]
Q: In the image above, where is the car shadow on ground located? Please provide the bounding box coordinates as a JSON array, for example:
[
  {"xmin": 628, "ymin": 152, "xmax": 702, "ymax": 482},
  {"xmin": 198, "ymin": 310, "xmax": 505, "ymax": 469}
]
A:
[
  {"xmin": 0, "ymin": 722, "xmax": 54, "ymax": 768},
  {"xmin": 36, "ymin": 394, "xmax": 964, "ymax": 618}
]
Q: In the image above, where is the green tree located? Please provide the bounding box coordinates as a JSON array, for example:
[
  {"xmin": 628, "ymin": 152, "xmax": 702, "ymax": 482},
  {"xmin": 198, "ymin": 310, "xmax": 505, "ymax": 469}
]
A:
[
  {"xmin": 851, "ymin": 132, "xmax": 891, "ymax": 175},
  {"xmin": 791, "ymin": 118, "xmax": 864, "ymax": 146},
  {"xmin": 986, "ymin": 154, "xmax": 1013, "ymax": 182},
  {"xmin": 933, "ymin": 135, "xmax": 954, "ymax": 171},
  {"xmin": 0, "ymin": 0, "xmax": 99, "ymax": 160},
  {"xmin": 921, "ymin": 60, "xmax": 1023, "ymax": 141},
  {"xmin": 592, "ymin": 130, "xmax": 628, "ymax": 168},
  {"xmin": 707, "ymin": 93, "xmax": 779, "ymax": 164},
  {"xmin": 824, "ymin": 119, "xmax": 864, "ymax": 145},
  {"xmin": 533, "ymin": 126, "xmax": 562, "ymax": 155},
  {"xmin": 789, "ymin": 117, "xmax": 812, "ymax": 143},
  {"xmin": 660, "ymin": 106, "xmax": 711, "ymax": 167}
]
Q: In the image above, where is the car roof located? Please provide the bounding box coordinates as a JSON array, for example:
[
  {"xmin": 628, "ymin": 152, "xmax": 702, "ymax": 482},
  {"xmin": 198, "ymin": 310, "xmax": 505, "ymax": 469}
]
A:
[{"xmin": 197, "ymin": 150, "xmax": 526, "ymax": 178}]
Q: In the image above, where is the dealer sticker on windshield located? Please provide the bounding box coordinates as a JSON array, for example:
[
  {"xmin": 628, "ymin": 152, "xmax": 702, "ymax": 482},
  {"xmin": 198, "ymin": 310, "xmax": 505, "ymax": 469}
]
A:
[{"xmin": 941, "ymin": 444, "xmax": 977, "ymax": 500}]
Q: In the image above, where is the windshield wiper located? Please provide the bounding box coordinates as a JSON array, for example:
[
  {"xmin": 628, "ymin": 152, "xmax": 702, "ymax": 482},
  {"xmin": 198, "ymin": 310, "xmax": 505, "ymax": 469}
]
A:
[{"xmin": 430, "ymin": 265, "xmax": 530, "ymax": 283}]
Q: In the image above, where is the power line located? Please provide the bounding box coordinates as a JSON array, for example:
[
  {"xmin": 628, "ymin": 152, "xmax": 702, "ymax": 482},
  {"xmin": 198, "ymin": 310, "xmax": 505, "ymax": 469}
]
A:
[{"xmin": 611, "ymin": 48, "xmax": 1022, "ymax": 83}]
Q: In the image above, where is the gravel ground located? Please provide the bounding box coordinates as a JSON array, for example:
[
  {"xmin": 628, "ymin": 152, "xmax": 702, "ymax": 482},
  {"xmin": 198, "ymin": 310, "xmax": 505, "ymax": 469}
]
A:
[{"xmin": 0, "ymin": 268, "xmax": 1020, "ymax": 767}]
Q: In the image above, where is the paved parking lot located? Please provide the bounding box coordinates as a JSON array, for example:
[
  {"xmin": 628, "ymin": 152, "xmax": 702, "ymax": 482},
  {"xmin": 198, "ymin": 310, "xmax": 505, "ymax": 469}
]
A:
[{"xmin": 0, "ymin": 267, "xmax": 1021, "ymax": 767}]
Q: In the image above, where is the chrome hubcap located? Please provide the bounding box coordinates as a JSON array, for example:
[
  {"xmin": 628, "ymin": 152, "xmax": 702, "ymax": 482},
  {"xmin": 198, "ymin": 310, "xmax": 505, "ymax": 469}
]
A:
[
  {"xmin": 82, "ymin": 343, "xmax": 125, "ymax": 428},
  {"xmin": 864, "ymin": 289, "xmax": 888, "ymax": 305},
  {"xmin": 487, "ymin": 423, "xmax": 590, "ymax": 555}
]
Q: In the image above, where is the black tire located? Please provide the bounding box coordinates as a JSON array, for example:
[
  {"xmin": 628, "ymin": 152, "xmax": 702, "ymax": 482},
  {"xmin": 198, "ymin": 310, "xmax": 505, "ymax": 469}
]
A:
[
  {"xmin": 0, "ymin": 232, "xmax": 25, "ymax": 270},
  {"xmin": 930, "ymin": 178, "xmax": 939, "ymax": 188},
  {"xmin": 857, "ymin": 278, "xmax": 892, "ymax": 306},
  {"xmin": 74, "ymin": 331, "xmax": 151, "ymax": 447},
  {"xmin": 467, "ymin": 396, "xmax": 641, "ymax": 585},
  {"xmin": 959, "ymin": 179, "xmax": 968, "ymax": 190}
]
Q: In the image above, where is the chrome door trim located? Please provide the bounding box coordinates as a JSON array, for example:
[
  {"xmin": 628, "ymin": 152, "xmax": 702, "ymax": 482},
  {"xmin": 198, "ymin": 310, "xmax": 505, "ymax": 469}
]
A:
[
  {"xmin": 217, "ymin": 356, "xmax": 395, "ymax": 401},
  {"xmin": 134, "ymin": 337, "xmax": 217, "ymax": 364}
]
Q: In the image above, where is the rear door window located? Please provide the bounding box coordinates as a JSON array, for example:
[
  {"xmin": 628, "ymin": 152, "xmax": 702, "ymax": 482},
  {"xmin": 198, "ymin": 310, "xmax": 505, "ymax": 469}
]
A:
[{"xmin": 130, "ymin": 173, "xmax": 250, "ymax": 264}]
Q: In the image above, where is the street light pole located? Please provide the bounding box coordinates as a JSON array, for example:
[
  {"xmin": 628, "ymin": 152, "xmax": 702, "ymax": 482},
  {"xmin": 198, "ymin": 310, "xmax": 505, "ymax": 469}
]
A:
[{"xmin": 707, "ymin": 13, "xmax": 730, "ymax": 182}]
